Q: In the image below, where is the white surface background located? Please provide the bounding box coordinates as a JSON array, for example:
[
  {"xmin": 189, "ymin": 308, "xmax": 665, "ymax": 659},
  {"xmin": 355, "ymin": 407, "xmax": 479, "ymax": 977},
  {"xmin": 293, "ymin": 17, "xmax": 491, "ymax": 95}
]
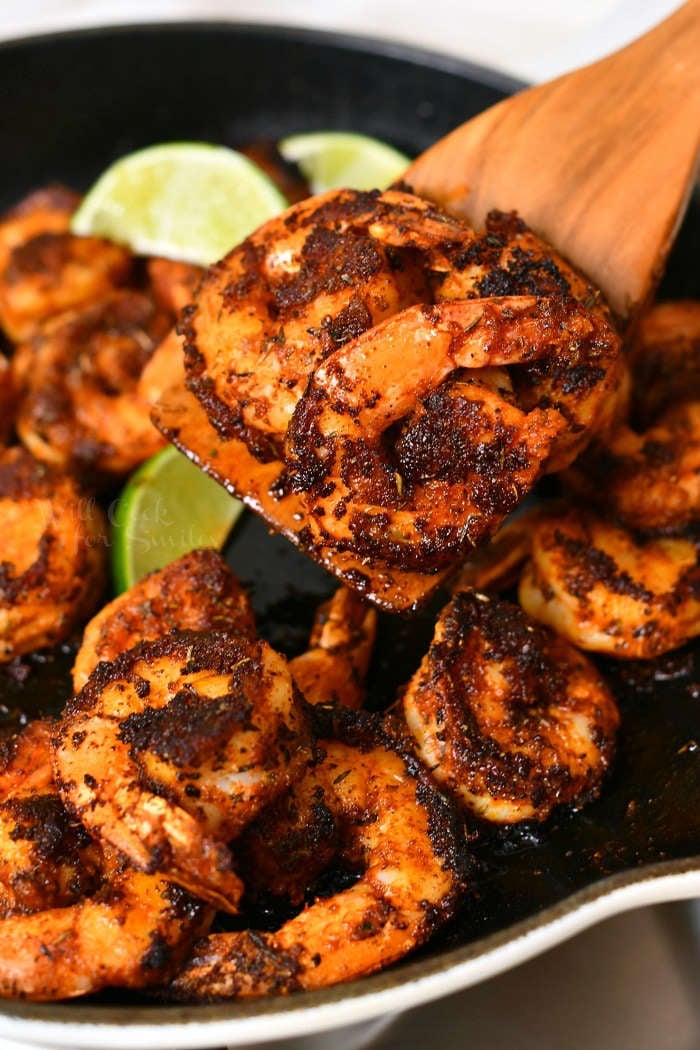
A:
[
  {"xmin": 0, "ymin": 0, "xmax": 683, "ymax": 82},
  {"xmin": 0, "ymin": 2, "xmax": 697, "ymax": 1049}
]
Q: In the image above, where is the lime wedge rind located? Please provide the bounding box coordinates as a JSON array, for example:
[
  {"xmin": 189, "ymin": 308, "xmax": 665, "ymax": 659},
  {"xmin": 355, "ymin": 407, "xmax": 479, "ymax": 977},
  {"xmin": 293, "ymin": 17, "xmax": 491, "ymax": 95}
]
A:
[
  {"xmin": 278, "ymin": 131, "xmax": 409, "ymax": 193},
  {"xmin": 111, "ymin": 445, "xmax": 244, "ymax": 592},
  {"xmin": 71, "ymin": 142, "xmax": 288, "ymax": 266}
]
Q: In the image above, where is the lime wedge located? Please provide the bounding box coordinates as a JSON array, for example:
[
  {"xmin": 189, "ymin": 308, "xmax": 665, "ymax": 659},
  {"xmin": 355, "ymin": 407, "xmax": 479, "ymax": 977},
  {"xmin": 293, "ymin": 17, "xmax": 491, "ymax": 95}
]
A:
[
  {"xmin": 71, "ymin": 142, "xmax": 288, "ymax": 266},
  {"xmin": 111, "ymin": 445, "xmax": 244, "ymax": 591},
  {"xmin": 278, "ymin": 131, "xmax": 409, "ymax": 193}
]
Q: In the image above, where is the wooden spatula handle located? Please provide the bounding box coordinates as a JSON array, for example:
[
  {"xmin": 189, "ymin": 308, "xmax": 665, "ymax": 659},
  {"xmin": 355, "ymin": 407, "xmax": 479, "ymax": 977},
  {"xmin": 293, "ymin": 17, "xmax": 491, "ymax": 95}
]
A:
[{"xmin": 406, "ymin": 0, "xmax": 700, "ymax": 319}]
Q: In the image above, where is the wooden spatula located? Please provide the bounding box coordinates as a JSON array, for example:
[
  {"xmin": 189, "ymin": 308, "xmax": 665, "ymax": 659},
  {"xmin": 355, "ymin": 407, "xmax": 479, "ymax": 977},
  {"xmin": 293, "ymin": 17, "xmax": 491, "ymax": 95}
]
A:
[{"xmin": 405, "ymin": 0, "xmax": 700, "ymax": 320}]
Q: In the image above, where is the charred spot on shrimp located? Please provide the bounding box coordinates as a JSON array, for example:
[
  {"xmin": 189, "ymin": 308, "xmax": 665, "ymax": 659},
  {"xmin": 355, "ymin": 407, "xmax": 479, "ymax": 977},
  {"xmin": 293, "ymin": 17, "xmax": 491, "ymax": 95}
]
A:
[
  {"xmin": 518, "ymin": 509, "xmax": 700, "ymax": 659},
  {"xmin": 319, "ymin": 297, "xmax": 374, "ymax": 348},
  {"xmin": 274, "ymin": 228, "xmax": 385, "ymax": 307},
  {"xmin": 0, "ymin": 447, "xmax": 107, "ymax": 661},
  {"xmin": 552, "ymin": 529, "xmax": 655, "ymax": 604},
  {"xmin": 118, "ymin": 688, "xmax": 254, "ymax": 766},
  {"xmin": 474, "ymin": 245, "xmax": 573, "ymax": 299}
]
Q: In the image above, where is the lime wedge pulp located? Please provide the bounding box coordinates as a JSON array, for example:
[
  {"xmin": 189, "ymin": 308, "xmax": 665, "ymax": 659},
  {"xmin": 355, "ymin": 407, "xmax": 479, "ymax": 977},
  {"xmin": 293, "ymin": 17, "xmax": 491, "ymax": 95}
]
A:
[
  {"xmin": 71, "ymin": 142, "xmax": 288, "ymax": 266},
  {"xmin": 278, "ymin": 131, "xmax": 409, "ymax": 193},
  {"xmin": 111, "ymin": 445, "xmax": 244, "ymax": 592}
]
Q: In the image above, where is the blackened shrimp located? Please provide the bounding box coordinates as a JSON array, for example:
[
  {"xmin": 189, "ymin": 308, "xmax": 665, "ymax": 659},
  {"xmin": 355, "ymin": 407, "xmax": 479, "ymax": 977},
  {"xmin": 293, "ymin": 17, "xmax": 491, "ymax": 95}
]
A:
[
  {"xmin": 0, "ymin": 720, "xmax": 101, "ymax": 917},
  {"xmin": 627, "ymin": 299, "xmax": 700, "ymax": 428},
  {"xmin": 72, "ymin": 548, "xmax": 256, "ymax": 691},
  {"xmin": 147, "ymin": 257, "xmax": 203, "ymax": 316},
  {"xmin": 182, "ymin": 188, "xmax": 469, "ymax": 460},
  {"xmin": 289, "ymin": 586, "xmax": 377, "ymax": 708},
  {"xmin": 567, "ymin": 400, "xmax": 700, "ymax": 532},
  {"xmin": 286, "ymin": 295, "xmax": 617, "ymax": 570},
  {"xmin": 0, "ymin": 851, "xmax": 211, "ymax": 1001},
  {"xmin": 54, "ymin": 630, "xmax": 311, "ymax": 912},
  {"xmin": 117, "ymin": 263, "xmax": 199, "ymax": 414},
  {"xmin": 402, "ymin": 591, "xmax": 619, "ymax": 823},
  {"xmin": 12, "ymin": 290, "xmax": 172, "ymax": 481},
  {"xmin": 565, "ymin": 299, "xmax": 700, "ymax": 532},
  {"xmin": 0, "ymin": 186, "xmax": 78, "ymax": 264},
  {"xmin": 168, "ymin": 710, "xmax": 468, "ymax": 999},
  {"xmin": 183, "ymin": 190, "xmax": 619, "ymax": 472},
  {"xmin": 430, "ymin": 209, "xmax": 624, "ymax": 471},
  {"xmin": 430, "ymin": 209, "xmax": 603, "ymax": 312},
  {"xmin": 0, "ymin": 446, "xmax": 107, "ymax": 661},
  {"xmin": 73, "ymin": 544, "xmax": 374, "ymax": 713},
  {"xmin": 518, "ymin": 508, "xmax": 700, "ymax": 659},
  {"xmin": 0, "ymin": 186, "xmax": 131, "ymax": 342},
  {"xmin": 451, "ymin": 505, "xmax": 548, "ymax": 594},
  {"xmin": 0, "ymin": 724, "xmax": 209, "ymax": 1000}
]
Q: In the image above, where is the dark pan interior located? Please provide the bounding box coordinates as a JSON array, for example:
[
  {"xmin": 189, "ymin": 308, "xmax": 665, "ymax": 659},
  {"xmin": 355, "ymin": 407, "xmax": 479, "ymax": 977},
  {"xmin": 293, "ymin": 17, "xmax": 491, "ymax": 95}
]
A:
[
  {"xmin": 0, "ymin": 21, "xmax": 520, "ymax": 209},
  {"xmin": 0, "ymin": 21, "xmax": 698, "ymax": 1024}
]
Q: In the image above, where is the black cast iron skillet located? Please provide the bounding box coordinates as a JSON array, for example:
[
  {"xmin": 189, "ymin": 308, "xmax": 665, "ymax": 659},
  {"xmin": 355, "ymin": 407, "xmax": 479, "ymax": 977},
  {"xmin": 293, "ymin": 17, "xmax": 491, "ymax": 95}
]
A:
[{"xmin": 0, "ymin": 22, "xmax": 698, "ymax": 1048}]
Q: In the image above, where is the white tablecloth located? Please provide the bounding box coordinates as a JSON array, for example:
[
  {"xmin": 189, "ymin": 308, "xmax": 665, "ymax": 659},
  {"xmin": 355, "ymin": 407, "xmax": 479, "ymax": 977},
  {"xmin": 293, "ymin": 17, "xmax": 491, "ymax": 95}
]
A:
[{"xmin": 0, "ymin": 0, "xmax": 682, "ymax": 82}]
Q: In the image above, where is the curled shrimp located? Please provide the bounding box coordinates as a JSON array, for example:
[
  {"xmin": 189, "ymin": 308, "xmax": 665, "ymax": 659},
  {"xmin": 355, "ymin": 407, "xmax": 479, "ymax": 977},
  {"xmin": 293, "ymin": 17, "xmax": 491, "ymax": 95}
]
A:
[
  {"xmin": 0, "ymin": 852, "xmax": 211, "ymax": 1001},
  {"xmin": 0, "ymin": 723, "xmax": 211, "ymax": 1000},
  {"xmin": 627, "ymin": 299, "xmax": 700, "ymax": 428},
  {"xmin": 0, "ymin": 186, "xmax": 79, "ymax": 264},
  {"xmin": 0, "ymin": 446, "xmax": 107, "ymax": 661},
  {"xmin": 518, "ymin": 507, "xmax": 700, "ymax": 659},
  {"xmin": 0, "ymin": 720, "xmax": 102, "ymax": 917},
  {"xmin": 0, "ymin": 186, "xmax": 131, "ymax": 342},
  {"xmin": 164, "ymin": 189, "xmax": 621, "ymax": 604},
  {"xmin": 402, "ymin": 590, "xmax": 620, "ymax": 823},
  {"xmin": 430, "ymin": 208, "xmax": 603, "ymax": 310},
  {"xmin": 565, "ymin": 299, "xmax": 700, "ymax": 532},
  {"xmin": 97, "ymin": 262, "xmax": 198, "ymax": 419},
  {"xmin": 288, "ymin": 586, "xmax": 377, "ymax": 708},
  {"xmin": 72, "ymin": 548, "xmax": 256, "ymax": 691},
  {"xmin": 430, "ymin": 209, "xmax": 623, "ymax": 470},
  {"xmin": 182, "ymin": 188, "xmax": 457, "ymax": 460},
  {"xmin": 168, "ymin": 709, "xmax": 468, "ymax": 1000},
  {"xmin": 182, "ymin": 190, "xmax": 618, "ymax": 471},
  {"xmin": 12, "ymin": 290, "xmax": 171, "ymax": 482},
  {"xmin": 73, "ymin": 553, "xmax": 374, "ymax": 707},
  {"xmin": 54, "ymin": 630, "xmax": 311, "ymax": 912},
  {"xmin": 567, "ymin": 399, "xmax": 700, "ymax": 533},
  {"xmin": 286, "ymin": 295, "xmax": 617, "ymax": 570}
]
